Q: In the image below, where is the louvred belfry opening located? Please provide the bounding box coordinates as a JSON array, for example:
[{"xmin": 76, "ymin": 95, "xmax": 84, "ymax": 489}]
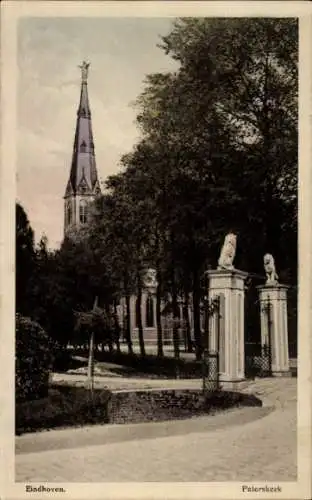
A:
[{"xmin": 64, "ymin": 61, "xmax": 101, "ymax": 236}]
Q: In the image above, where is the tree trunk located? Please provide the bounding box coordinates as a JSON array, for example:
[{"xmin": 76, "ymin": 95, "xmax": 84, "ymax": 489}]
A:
[
  {"xmin": 171, "ymin": 270, "xmax": 180, "ymax": 373},
  {"xmin": 192, "ymin": 268, "xmax": 203, "ymax": 360},
  {"xmin": 156, "ymin": 269, "xmax": 164, "ymax": 358},
  {"xmin": 87, "ymin": 330, "xmax": 94, "ymax": 393},
  {"xmin": 136, "ymin": 276, "xmax": 146, "ymax": 357},
  {"xmin": 113, "ymin": 301, "xmax": 121, "ymax": 353},
  {"xmin": 183, "ymin": 291, "xmax": 193, "ymax": 352},
  {"xmin": 169, "ymin": 232, "xmax": 180, "ymax": 375},
  {"xmin": 203, "ymin": 297, "xmax": 209, "ymax": 352},
  {"xmin": 105, "ymin": 303, "xmax": 114, "ymax": 354},
  {"xmin": 125, "ymin": 294, "xmax": 133, "ymax": 354}
]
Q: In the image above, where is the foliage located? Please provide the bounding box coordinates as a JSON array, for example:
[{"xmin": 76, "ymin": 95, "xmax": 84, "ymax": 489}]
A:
[
  {"xmin": 136, "ymin": 17, "xmax": 298, "ymax": 268},
  {"xmin": 74, "ymin": 306, "xmax": 116, "ymax": 349},
  {"xmin": 26, "ymin": 233, "xmax": 119, "ymax": 349},
  {"xmin": 15, "ymin": 314, "xmax": 54, "ymax": 401},
  {"xmin": 15, "ymin": 385, "xmax": 111, "ymax": 435}
]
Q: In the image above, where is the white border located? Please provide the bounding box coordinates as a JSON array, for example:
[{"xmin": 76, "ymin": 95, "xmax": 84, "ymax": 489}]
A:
[{"xmin": 1, "ymin": 2, "xmax": 311, "ymax": 499}]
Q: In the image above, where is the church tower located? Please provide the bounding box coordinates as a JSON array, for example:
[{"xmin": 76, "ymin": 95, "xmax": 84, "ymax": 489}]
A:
[{"xmin": 64, "ymin": 61, "xmax": 101, "ymax": 237}]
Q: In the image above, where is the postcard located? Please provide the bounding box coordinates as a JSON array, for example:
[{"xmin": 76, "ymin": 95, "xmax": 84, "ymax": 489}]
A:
[{"xmin": 1, "ymin": 1, "xmax": 311, "ymax": 499}]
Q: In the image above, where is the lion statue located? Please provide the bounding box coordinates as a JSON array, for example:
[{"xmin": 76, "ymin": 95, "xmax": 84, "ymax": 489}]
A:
[
  {"xmin": 263, "ymin": 253, "xmax": 279, "ymax": 285},
  {"xmin": 144, "ymin": 268, "xmax": 157, "ymax": 288},
  {"xmin": 218, "ymin": 233, "xmax": 237, "ymax": 270}
]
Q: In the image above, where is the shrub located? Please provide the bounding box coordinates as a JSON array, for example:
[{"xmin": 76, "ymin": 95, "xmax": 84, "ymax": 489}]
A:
[
  {"xmin": 52, "ymin": 345, "xmax": 73, "ymax": 372},
  {"xmin": 16, "ymin": 385, "xmax": 111, "ymax": 434},
  {"xmin": 16, "ymin": 314, "xmax": 54, "ymax": 401}
]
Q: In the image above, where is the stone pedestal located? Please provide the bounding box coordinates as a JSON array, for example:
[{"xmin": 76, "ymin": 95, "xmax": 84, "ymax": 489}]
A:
[
  {"xmin": 206, "ymin": 269, "xmax": 249, "ymax": 386},
  {"xmin": 257, "ymin": 284, "xmax": 291, "ymax": 376}
]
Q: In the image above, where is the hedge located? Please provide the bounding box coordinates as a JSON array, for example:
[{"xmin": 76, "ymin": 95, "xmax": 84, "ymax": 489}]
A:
[
  {"xmin": 16, "ymin": 314, "xmax": 54, "ymax": 401},
  {"xmin": 16, "ymin": 385, "xmax": 111, "ymax": 434}
]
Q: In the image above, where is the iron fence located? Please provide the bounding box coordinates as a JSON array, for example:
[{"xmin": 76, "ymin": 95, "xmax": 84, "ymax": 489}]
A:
[
  {"xmin": 202, "ymin": 350, "xmax": 220, "ymax": 393},
  {"xmin": 245, "ymin": 343, "xmax": 272, "ymax": 378},
  {"xmin": 202, "ymin": 295, "xmax": 221, "ymax": 393}
]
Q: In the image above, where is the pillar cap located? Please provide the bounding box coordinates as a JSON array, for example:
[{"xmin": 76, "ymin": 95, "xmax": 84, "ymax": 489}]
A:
[
  {"xmin": 256, "ymin": 283, "xmax": 290, "ymax": 291},
  {"xmin": 206, "ymin": 268, "xmax": 249, "ymax": 280}
]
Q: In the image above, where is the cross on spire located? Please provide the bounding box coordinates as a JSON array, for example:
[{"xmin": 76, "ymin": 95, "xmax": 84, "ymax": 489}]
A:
[{"xmin": 79, "ymin": 61, "xmax": 90, "ymax": 84}]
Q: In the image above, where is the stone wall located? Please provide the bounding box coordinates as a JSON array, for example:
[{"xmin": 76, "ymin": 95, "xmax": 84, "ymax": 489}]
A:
[{"xmin": 108, "ymin": 389, "xmax": 262, "ymax": 424}]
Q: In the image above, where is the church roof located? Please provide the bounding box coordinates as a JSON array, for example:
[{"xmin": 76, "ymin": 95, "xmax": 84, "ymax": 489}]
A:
[{"xmin": 65, "ymin": 61, "xmax": 100, "ymax": 197}]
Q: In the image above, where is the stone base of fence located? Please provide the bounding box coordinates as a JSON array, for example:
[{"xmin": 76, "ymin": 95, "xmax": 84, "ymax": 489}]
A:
[
  {"xmin": 219, "ymin": 379, "xmax": 249, "ymax": 391},
  {"xmin": 271, "ymin": 370, "xmax": 293, "ymax": 378}
]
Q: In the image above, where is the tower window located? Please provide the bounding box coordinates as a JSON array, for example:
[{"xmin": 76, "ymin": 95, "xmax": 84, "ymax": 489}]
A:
[
  {"xmin": 146, "ymin": 294, "xmax": 154, "ymax": 328},
  {"xmin": 66, "ymin": 202, "xmax": 71, "ymax": 226},
  {"xmin": 80, "ymin": 141, "xmax": 87, "ymax": 153},
  {"xmin": 79, "ymin": 200, "xmax": 88, "ymax": 224}
]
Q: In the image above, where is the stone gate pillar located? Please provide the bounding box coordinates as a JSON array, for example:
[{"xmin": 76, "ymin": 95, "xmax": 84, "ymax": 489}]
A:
[
  {"xmin": 206, "ymin": 269, "xmax": 249, "ymax": 386},
  {"xmin": 257, "ymin": 284, "xmax": 291, "ymax": 376}
]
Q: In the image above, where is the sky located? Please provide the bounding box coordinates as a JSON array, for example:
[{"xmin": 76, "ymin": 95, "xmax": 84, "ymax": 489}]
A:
[{"xmin": 17, "ymin": 17, "xmax": 177, "ymax": 249}]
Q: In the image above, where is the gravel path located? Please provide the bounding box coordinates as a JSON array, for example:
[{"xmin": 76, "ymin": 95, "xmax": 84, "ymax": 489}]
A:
[
  {"xmin": 15, "ymin": 405, "xmax": 296, "ymax": 482},
  {"xmin": 15, "ymin": 378, "xmax": 297, "ymax": 482}
]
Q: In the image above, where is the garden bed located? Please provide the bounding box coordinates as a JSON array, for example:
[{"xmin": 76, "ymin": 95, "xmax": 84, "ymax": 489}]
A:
[{"xmin": 16, "ymin": 384, "xmax": 262, "ymax": 435}]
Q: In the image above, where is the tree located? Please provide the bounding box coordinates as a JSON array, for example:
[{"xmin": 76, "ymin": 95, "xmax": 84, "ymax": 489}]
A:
[
  {"xmin": 16, "ymin": 203, "xmax": 35, "ymax": 316},
  {"xmin": 90, "ymin": 191, "xmax": 137, "ymax": 354},
  {"xmin": 118, "ymin": 145, "xmax": 168, "ymax": 357},
  {"xmin": 135, "ymin": 77, "xmax": 240, "ymax": 358},
  {"xmin": 74, "ymin": 299, "xmax": 114, "ymax": 390},
  {"xmin": 28, "ymin": 237, "xmax": 75, "ymax": 347},
  {"xmin": 160, "ymin": 18, "xmax": 297, "ymax": 268}
]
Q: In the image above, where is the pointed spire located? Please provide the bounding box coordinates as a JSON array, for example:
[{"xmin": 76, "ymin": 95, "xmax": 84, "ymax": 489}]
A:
[
  {"xmin": 64, "ymin": 61, "xmax": 100, "ymax": 198},
  {"xmin": 64, "ymin": 62, "xmax": 102, "ymax": 237}
]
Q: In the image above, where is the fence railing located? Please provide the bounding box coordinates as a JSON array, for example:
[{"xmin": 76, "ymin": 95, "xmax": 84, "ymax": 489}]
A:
[{"xmin": 245, "ymin": 343, "xmax": 272, "ymax": 378}]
